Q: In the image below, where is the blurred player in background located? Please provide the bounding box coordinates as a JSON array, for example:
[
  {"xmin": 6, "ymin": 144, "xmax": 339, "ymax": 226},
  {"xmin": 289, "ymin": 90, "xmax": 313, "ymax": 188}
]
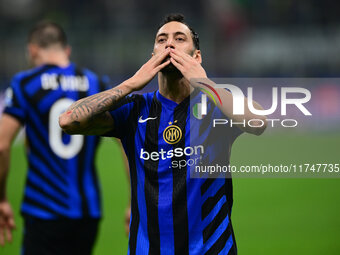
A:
[
  {"xmin": 59, "ymin": 14, "xmax": 267, "ymax": 254},
  {"xmin": 0, "ymin": 21, "xmax": 107, "ymax": 255}
]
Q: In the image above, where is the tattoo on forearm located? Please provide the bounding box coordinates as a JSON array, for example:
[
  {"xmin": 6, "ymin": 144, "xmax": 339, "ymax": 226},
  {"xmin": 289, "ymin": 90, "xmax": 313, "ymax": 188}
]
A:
[{"xmin": 68, "ymin": 88, "xmax": 123, "ymax": 125}]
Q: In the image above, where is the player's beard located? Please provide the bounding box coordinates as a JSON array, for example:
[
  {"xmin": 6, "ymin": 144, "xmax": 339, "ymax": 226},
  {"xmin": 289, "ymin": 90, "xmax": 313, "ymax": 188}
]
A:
[
  {"xmin": 160, "ymin": 49, "xmax": 195, "ymax": 77},
  {"xmin": 160, "ymin": 56, "xmax": 183, "ymax": 77}
]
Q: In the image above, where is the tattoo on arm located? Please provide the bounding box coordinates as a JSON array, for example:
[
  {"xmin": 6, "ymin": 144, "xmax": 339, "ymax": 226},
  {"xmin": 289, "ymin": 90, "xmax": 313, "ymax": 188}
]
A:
[{"xmin": 68, "ymin": 88, "xmax": 123, "ymax": 127}]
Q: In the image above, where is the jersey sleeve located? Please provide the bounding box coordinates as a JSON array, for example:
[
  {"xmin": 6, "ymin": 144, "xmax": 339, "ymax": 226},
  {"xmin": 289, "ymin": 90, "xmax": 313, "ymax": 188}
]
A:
[
  {"xmin": 213, "ymin": 104, "xmax": 244, "ymax": 143},
  {"xmin": 231, "ymin": 124, "xmax": 243, "ymax": 141},
  {"xmin": 103, "ymin": 94, "xmax": 142, "ymax": 139},
  {"xmin": 3, "ymin": 76, "xmax": 27, "ymax": 124}
]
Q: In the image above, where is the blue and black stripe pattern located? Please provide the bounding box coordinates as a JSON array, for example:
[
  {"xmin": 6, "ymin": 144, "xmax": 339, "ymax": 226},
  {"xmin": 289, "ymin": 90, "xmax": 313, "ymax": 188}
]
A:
[
  {"xmin": 107, "ymin": 89, "xmax": 243, "ymax": 254},
  {"xmin": 4, "ymin": 63, "xmax": 106, "ymax": 219}
]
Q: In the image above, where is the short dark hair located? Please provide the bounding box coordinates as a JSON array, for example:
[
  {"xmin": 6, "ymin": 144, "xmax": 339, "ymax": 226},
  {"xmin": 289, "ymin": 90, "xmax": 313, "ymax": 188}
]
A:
[
  {"xmin": 28, "ymin": 21, "xmax": 67, "ymax": 48},
  {"xmin": 158, "ymin": 13, "xmax": 200, "ymax": 50}
]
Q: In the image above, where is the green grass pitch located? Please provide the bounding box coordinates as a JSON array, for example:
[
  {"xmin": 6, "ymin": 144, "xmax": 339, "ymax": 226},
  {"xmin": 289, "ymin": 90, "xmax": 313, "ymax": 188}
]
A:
[{"xmin": 1, "ymin": 132, "xmax": 339, "ymax": 254}]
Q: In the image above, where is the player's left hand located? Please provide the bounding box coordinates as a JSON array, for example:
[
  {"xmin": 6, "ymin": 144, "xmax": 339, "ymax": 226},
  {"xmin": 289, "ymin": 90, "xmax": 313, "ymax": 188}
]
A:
[
  {"xmin": 169, "ymin": 48, "xmax": 207, "ymax": 82},
  {"xmin": 0, "ymin": 200, "xmax": 16, "ymax": 246}
]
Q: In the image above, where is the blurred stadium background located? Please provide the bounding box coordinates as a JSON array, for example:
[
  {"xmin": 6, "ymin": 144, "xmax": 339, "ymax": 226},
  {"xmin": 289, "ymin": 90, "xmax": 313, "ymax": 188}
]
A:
[{"xmin": 0, "ymin": 0, "xmax": 339, "ymax": 254}]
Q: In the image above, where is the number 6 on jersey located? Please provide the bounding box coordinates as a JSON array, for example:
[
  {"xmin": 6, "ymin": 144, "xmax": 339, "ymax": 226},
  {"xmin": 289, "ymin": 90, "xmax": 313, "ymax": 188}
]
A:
[{"xmin": 49, "ymin": 98, "xmax": 84, "ymax": 159}]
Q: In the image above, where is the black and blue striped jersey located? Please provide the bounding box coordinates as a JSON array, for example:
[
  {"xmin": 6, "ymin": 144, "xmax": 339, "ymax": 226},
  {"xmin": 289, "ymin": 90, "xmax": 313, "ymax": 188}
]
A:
[
  {"xmin": 4, "ymin": 63, "xmax": 106, "ymax": 219},
  {"xmin": 106, "ymin": 90, "xmax": 243, "ymax": 255}
]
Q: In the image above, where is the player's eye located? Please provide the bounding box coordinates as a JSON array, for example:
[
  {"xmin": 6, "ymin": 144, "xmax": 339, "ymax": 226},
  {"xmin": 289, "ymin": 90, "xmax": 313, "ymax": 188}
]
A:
[
  {"xmin": 176, "ymin": 37, "xmax": 185, "ymax": 41},
  {"xmin": 158, "ymin": 38, "xmax": 166, "ymax": 43}
]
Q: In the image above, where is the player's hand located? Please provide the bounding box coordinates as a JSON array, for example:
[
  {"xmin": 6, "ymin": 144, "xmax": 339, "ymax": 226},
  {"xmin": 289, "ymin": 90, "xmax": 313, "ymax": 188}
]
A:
[
  {"xmin": 169, "ymin": 48, "xmax": 207, "ymax": 83},
  {"xmin": 125, "ymin": 205, "xmax": 131, "ymax": 236},
  {"xmin": 129, "ymin": 49, "xmax": 171, "ymax": 91},
  {"xmin": 0, "ymin": 200, "xmax": 16, "ymax": 246}
]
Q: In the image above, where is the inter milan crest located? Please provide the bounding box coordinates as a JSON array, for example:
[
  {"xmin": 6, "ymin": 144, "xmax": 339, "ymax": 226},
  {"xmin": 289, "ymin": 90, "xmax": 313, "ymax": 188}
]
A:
[{"xmin": 163, "ymin": 120, "xmax": 182, "ymax": 144}]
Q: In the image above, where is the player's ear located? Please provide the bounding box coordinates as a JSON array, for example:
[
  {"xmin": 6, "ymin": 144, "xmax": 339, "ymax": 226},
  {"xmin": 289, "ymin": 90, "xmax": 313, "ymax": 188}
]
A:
[
  {"xmin": 151, "ymin": 52, "xmax": 154, "ymax": 57},
  {"xmin": 27, "ymin": 44, "xmax": 39, "ymax": 58},
  {"xmin": 193, "ymin": 49, "xmax": 202, "ymax": 64},
  {"xmin": 65, "ymin": 45, "xmax": 71, "ymax": 58},
  {"xmin": 27, "ymin": 44, "xmax": 40, "ymax": 67}
]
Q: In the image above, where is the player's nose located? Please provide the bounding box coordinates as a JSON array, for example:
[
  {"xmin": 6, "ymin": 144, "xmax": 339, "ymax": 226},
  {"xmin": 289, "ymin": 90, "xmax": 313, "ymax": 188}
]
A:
[{"xmin": 165, "ymin": 38, "xmax": 175, "ymax": 50}]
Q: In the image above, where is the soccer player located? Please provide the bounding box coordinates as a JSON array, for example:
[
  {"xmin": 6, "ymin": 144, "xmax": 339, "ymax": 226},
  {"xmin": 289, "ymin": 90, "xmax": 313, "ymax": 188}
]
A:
[
  {"xmin": 59, "ymin": 14, "xmax": 267, "ymax": 255},
  {"xmin": 0, "ymin": 21, "xmax": 107, "ymax": 254}
]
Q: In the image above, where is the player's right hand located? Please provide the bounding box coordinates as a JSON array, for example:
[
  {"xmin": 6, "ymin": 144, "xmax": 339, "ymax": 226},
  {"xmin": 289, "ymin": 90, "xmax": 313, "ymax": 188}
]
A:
[
  {"xmin": 128, "ymin": 48, "xmax": 171, "ymax": 91},
  {"xmin": 0, "ymin": 200, "xmax": 16, "ymax": 246}
]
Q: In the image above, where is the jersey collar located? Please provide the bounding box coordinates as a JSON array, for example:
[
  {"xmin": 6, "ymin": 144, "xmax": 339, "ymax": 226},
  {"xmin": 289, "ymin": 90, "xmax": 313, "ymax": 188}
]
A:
[{"xmin": 156, "ymin": 89, "xmax": 200, "ymax": 110}]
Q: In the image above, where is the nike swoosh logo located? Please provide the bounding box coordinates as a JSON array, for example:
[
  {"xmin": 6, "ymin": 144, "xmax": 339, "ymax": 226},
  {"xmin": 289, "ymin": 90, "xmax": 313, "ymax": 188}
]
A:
[{"xmin": 138, "ymin": 116, "xmax": 158, "ymax": 123}]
